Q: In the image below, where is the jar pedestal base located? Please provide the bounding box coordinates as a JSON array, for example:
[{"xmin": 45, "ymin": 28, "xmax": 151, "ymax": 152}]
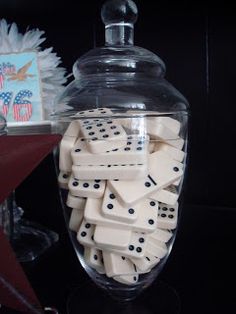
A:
[
  {"xmin": 11, "ymin": 219, "xmax": 58, "ymax": 263},
  {"xmin": 67, "ymin": 279, "xmax": 181, "ymax": 314}
]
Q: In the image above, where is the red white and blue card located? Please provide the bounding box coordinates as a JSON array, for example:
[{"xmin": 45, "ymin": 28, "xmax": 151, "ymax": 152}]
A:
[{"xmin": 0, "ymin": 51, "xmax": 43, "ymax": 124}]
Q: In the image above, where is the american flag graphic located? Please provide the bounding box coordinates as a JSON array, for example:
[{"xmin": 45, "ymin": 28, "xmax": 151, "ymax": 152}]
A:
[
  {"xmin": 0, "ymin": 92, "xmax": 12, "ymax": 117},
  {"xmin": 0, "ymin": 69, "xmax": 4, "ymax": 90},
  {"xmin": 13, "ymin": 90, "xmax": 33, "ymax": 122}
]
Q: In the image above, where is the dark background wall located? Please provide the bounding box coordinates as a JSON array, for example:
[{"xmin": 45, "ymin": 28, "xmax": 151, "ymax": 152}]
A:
[{"xmin": 1, "ymin": 0, "xmax": 236, "ymax": 208}]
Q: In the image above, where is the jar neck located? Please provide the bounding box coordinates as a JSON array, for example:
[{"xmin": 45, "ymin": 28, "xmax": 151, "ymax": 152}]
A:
[{"xmin": 105, "ymin": 23, "xmax": 134, "ymax": 46}]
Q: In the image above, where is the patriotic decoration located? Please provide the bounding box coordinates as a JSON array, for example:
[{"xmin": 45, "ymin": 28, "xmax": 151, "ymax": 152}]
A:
[
  {"xmin": 0, "ymin": 69, "xmax": 4, "ymax": 90},
  {"xmin": 0, "ymin": 52, "xmax": 42, "ymax": 123},
  {"xmin": 0, "ymin": 19, "xmax": 67, "ymax": 123},
  {"xmin": 13, "ymin": 90, "xmax": 33, "ymax": 122},
  {"xmin": 0, "ymin": 92, "xmax": 12, "ymax": 117}
]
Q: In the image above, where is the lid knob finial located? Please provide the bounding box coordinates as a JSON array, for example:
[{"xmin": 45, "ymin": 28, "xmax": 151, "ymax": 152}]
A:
[{"xmin": 101, "ymin": 0, "xmax": 138, "ymax": 46}]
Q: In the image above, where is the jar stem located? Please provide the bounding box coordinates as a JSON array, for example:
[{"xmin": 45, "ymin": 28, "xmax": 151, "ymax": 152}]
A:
[{"xmin": 105, "ymin": 22, "xmax": 134, "ymax": 46}]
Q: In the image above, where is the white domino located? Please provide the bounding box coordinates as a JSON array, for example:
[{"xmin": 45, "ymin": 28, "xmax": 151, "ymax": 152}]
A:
[
  {"xmin": 155, "ymin": 142, "xmax": 185, "ymax": 162},
  {"xmin": 107, "ymin": 232, "xmax": 148, "ymax": 259},
  {"xmin": 147, "ymin": 122, "xmax": 178, "ymax": 140},
  {"xmin": 131, "ymin": 253, "xmax": 160, "ymax": 272},
  {"xmin": 113, "ymin": 274, "xmax": 139, "ymax": 285},
  {"xmin": 109, "ymin": 151, "xmax": 183, "ymax": 206},
  {"xmin": 77, "ymin": 220, "xmax": 96, "ymax": 247},
  {"xmin": 84, "ymin": 198, "xmax": 157, "ymax": 233},
  {"xmin": 147, "ymin": 117, "xmax": 181, "ymax": 135},
  {"xmin": 94, "ymin": 225, "xmax": 132, "ymax": 250},
  {"xmin": 66, "ymin": 193, "xmax": 86, "ymax": 210},
  {"xmin": 148, "ymin": 228, "xmax": 173, "ymax": 243},
  {"xmin": 59, "ymin": 136, "xmax": 78, "ymax": 172},
  {"xmin": 101, "ymin": 186, "xmax": 139, "ymax": 223},
  {"xmin": 64, "ymin": 120, "xmax": 80, "ymax": 137},
  {"xmin": 166, "ymin": 137, "xmax": 185, "ymax": 150},
  {"xmin": 74, "ymin": 108, "xmax": 113, "ymax": 117},
  {"xmin": 79, "ymin": 119, "xmax": 127, "ymax": 154},
  {"xmin": 114, "ymin": 117, "xmax": 133, "ymax": 130},
  {"xmin": 116, "ymin": 114, "xmax": 147, "ymax": 134},
  {"xmin": 69, "ymin": 208, "xmax": 84, "ymax": 232},
  {"xmin": 147, "ymin": 120, "xmax": 184, "ymax": 150},
  {"xmin": 58, "ymin": 172, "xmax": 70, "ymax": 189},
  {"xmin": 173, "ymin": 177, "xmax": 182, "ymax": 187},
  {"xmin": 150, "ymin": 185, "xmax": 179, "ymax": 206},
  {"xmin": 59, "ymin": 120, "xmax": 80, "ymax": 172},
  {"xmin": 148, "ymin": 141, "xmax": 156, "ymax": 153},
  {"xmin": 68, "ymin": 176, "xmax": 106, "ymax": 198},
  {"xmin": 72, "ymin": 136, "xmax": 148, "ymax": 166},
  {"xmin": 102, "ymin": 251, "xmax": 137, "ymax": 277},
  {"xmin": 72, "ymin": 163, "xmax": 147, "ymax": 181},
  {"xmin": 157, "ymin": 203, "xmax": 178, "ymax": 230},
  {"xmin": 146, "ymin": 240, "xmax": 168, "ymax": 259},
  {"xmin": 84, "ymin": 247, "xmax": 105, "ymax": 274}
]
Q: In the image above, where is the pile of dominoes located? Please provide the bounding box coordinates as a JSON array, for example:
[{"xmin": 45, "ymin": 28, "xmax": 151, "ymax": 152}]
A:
[{"xmin": 58, "ymin": 108, "xmax": 185, "ymax": 285}]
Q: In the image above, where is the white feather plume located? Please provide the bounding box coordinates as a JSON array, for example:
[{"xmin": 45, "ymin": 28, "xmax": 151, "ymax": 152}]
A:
[{"xmin": 0, "ymin": 19, "xmax": 68, "ymax": 119}]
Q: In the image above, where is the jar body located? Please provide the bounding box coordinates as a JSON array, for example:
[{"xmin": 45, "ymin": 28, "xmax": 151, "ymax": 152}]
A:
[{"xmin": 54, "ymin": 72, "xmax": 188, "ymax": 300}]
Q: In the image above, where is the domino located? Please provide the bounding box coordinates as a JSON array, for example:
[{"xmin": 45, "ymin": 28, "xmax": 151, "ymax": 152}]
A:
[
  {"xmin": 79, "ymin": 119, "xmax": 127, "ymax": 154},
  {"xmin": 84, "ymin": 198, "xmax": 157, "ymax": 233},
  {"xmin": 77, "ymin": 219, "xmax": 96, "ymax": 248},
  {"xmin": 66, "ymin": 193, "xmax": 86, "ymax": 210},
  {"xmin": 107, "ymin": 232, "xmax": 148, "ymax": 259},
  {"xmin": 74, "ymin": 108, "xmax": 113, "ymax": 117},
  {"xmin": 102, "ymin": 251, "xmax": 137, "ymax": 277},
  {"xmin": 59, "ymin": 136, "xmax": 78, "ymax": 172},
  {"xmin": 94, "ymin": 225, "xmax": 132, "ymax": 250},
  {"xmin": 113, "ymin": 110, "xmax": 147, "ymax": 130},
  {"xmin": 148, "ymin": 141, "xmax": 156, "ymax": 153},
  {"xmin": 150, "ymin": 185, "xmax": 179, "ymax": 206},
  {"xmin": 84, "ymin": 247, "xmax": 105, "ymax": 274},
  {"xmin": 147, "ymin": 117, "xmax": 181, "ymax": 135},
  {"xmin": 157, "ymin": 203, "xmax": 179, "ymax": 230},
  {"xmin": 71, "ymin": 136, "xmax": 149, "ymax": 166},
  {"xmin": 148, "ymin": 228, "xmax": 173, "ymax": 243},
  {"xmin": 146, "ymin": 240, "xmax": 168, "ymax": 259},
  {"xmin": 59, "ymin": 120, "xmax": 80, "ymax": 172},
  {"xmin": 147, "ymin": 119, "xmax": 184, "ymax": 150},
  {"xmin": 116, "ymin": 111, "xmax": 147, "ymax": 123},
  {"xmin": 131, "ymin": 253, "xmax": 160, "ymax": 272},
  {"xmin": 68, "ymin": 176, "xmax": 106, "ymax": 198},
  {"xmin": 72, "ymin": 163, "xmax": 147, "ymax": 181},
  {"xmin": 64, "ymin": 120, "xmax": 80, "ymax": 137},
  {"xmin": 147, "ymin": 122, "xmax": 179, "ymax": 141},
  {"xmin": 58, "ymin": 172, "xmax": 70, "ymax": 189},
  {"xmin": 101, "ymin": 186, "xmax": 139, "ymax": 223},
  {"xmin": 114, "ymin": 117, "xmax": 133, "ymax": 130},
  {"xmin": 166, "ymin": 137, "xmax": 185, "ymax": 150},
  {"xmin": 173, "ymin": 177, "xmax": 182, "ymax": 187},
  {"xmin": 69, "ymin": 208, "xmax": 84, "ymax": 232},
  {"xmin": 108, "ymin": 151, "xmax": 183, "ymax": 206},
  {"xmin": 113, "ymin": 274, "xmax": 139, "ymax": 285},
  {"xmin": 155, "ymin": 142, "xmax": 185, "ymax": 162}
]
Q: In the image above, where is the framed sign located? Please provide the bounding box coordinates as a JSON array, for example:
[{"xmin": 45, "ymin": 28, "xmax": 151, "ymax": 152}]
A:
[{"xmin": 0, "ymin": 51, "xmax": 43, "ymax": 124}]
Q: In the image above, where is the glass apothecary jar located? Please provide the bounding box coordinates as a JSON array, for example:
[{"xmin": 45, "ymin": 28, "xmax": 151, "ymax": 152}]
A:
[{"xmin": 52, "ymin": 0, "xmax": 189, "ymax": 303}]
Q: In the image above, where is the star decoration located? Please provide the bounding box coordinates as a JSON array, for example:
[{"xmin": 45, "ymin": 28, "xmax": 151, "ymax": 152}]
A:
[{"xmin": 0, "ymin": 134, "xmax": 61, "ymax": 312}]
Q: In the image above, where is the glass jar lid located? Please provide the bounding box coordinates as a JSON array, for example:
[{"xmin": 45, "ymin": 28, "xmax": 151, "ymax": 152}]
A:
[
  {"xmin": 52, "ymin": 0, "xmax": 189, "ymax": 120},
  {"xmin": 73, "ymin": 0, "xmax": 166, "ymax": 79}
]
